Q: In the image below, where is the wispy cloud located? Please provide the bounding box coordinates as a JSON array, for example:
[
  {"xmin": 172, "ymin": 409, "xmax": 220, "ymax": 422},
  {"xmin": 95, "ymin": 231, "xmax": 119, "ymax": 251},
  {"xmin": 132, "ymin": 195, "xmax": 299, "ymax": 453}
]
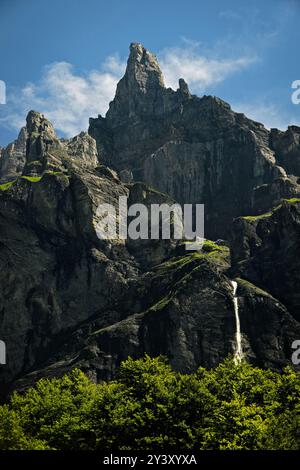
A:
[
  {"xmin": 159, "ymin": 46, "xmax": 256, "ymax": 92},
  {"xmin": 0, "ymin": 44, "xmax": 256, "ymax": 140},
  {"xmin": 219, "ymin": 10, "xmax": 242, "ymax": 21},
  {"xmin": 232, "ymin": 101, "xmax": 300, "ymax": 130}
]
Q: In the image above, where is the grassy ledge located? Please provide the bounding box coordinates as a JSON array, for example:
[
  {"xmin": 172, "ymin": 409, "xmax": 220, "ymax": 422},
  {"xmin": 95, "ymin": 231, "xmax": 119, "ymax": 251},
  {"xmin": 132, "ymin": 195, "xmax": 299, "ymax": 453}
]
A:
[
  {"xmin": 242, "ymin": 197, "xmax": 300, "ymax": 222},
  {"xmin": 0, "ymin": 171, "xmax": 67, "ymax": 191},
  {"xmin": 0, "ymin": 180, "xmax": 17, "ymax": 191}
]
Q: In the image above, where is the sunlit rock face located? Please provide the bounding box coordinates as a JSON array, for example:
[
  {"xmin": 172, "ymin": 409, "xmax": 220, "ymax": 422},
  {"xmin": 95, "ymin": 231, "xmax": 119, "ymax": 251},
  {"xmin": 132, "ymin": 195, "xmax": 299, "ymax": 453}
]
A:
[{"xmin": 0, "ymin": 127, "xmax": 28, "ymax": 183}]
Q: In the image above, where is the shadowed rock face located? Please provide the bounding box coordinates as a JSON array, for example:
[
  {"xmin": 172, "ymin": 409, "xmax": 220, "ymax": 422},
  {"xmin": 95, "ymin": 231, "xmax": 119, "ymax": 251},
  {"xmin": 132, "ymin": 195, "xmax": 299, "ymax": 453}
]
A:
[
  {"xmin": 89, "ymin": 43, "xmax": 300, "ymax": 239},
  {"xmin": 0, "ymin": 113, "xmax": 133, "ymax": 395},
  {"xmin": 0, "ymin": 44, "xmax": 300, "ymax": 395},
  {"xmin": 270, "ymin": 126, "xmax": 300, "ymax": 179},
  {"xmin": 229, "ymin": 199, "xmax": 300, "ymax": 324}
]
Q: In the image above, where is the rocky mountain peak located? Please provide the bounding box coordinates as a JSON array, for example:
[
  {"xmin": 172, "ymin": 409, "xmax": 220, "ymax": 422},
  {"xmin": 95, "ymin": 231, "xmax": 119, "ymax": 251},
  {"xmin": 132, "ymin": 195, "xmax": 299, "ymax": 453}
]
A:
[
  {"xmin": 127, "ymin": 42, "xmax": 165, "ymax": 90},
  {"xmin": 105, "ymin": 43, "xmax": 168, "ymax": 124},
  {"xmin": 26, "ymin": 110, "xmax": 57, "ymax": 140},
  {"xmin": 23, "ymin": 110, "xmax": 62, "ymax": 173},
  {"xmin": 89, "ymin": 44, "xmax": 300, "ymax": 238}
]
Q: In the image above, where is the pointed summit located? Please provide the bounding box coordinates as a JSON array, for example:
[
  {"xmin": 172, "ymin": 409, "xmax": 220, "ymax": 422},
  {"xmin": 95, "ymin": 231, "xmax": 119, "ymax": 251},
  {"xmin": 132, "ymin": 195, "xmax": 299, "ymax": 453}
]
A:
[
  {"xmin": 106, "ymin": 43, "xmax": 169, "ymax": 124},
  {"xmin": 26, "ymin": 110, "xmax": 57, "ymax": 139},
  {"xmin": 24, "ymin": 110, "xmax": 61, "ymax": 171},
  {"xmin": 126, "ymin": 43, "xmax": 165, "ymax": 90},
  {"xmin": 178, "ymin": 78, "xmax": 191, "ymax": 97}
]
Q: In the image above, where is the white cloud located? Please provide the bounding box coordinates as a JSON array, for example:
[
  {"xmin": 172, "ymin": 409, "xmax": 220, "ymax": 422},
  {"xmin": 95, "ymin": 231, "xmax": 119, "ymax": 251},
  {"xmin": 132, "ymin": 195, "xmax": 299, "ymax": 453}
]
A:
[
  {"xmin": 0, "ymin": 45, "xmax": 256, "ymax": 140},
  {"xmin": 159, "ymin": 46, "xmax": 256, "ymax": 92},
  {"xmin": 0, "ymin": 57, "xmax": 126, "ymax": 138}
]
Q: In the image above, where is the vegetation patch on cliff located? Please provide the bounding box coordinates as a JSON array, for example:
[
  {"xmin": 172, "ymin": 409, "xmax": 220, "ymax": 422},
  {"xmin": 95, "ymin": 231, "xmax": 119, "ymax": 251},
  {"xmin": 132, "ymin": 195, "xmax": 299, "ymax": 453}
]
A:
[
  {"xmin": 148, "ymin": 243, "xmax": 230, "ymax": 313},
  {"xmin": 154, "ymin": 241, "xmax": 229, "ymax": 276},
  {"xmin": 0, "ymin": 180, "xmax": 17, "ymax": 191},
  {"xmin": 242, "ymin": 197, "xmax": 300, "ymax": 222},
  {"xmin": 242, "ymin": 211, "xmax": 272, "ymax": 221},
  {"xmin": 0, "ymin": 172, "xmax": 68, "ymax": 191},
  {"xmin": 236, "ymin": 278, "xmax": 274, "ymax": 298},
  {"xmin": 283, "ymin": 197, "xmax": 300, "ymax": 205}
]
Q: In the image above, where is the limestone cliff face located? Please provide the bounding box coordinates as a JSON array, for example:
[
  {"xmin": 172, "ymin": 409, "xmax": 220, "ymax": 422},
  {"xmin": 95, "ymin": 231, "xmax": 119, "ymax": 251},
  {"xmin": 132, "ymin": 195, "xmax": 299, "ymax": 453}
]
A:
[
  {"xmin": 0, "ymin": 44, "xmax": 300, "ymax": 394},
  {"xmin": 89, "ymin": 43, "xmax": 299, "ymax": 239}
]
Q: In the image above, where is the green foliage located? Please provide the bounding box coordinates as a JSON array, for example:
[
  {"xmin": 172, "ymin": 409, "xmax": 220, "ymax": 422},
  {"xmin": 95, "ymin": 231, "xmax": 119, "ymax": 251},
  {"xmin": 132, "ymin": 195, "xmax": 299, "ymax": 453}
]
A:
[
  {"xmin": 9, "ymin": 369, "xmax": 97, "ymax": 450},
  {"xmin": 0, "ymin": 357, "xmax": 299, "ymax": 450},
  {"xmin": 0, "ymin": 180, "xmax": 16, "ymax": 191},
  {"xmin": 283, "ymin": 198, "xmax": 300, "ymax": 205},
  {"xmin": 0, "ymin": 171, "xmax": 67, "ymax": 192},
  {"xmin": 242, "ymin": 212, "xmax": 272, "ymax": 221},
  {"xmin": 201, "ymin": 239, "xmax": 224, "ymax": 253},
  {"xmin": 21, "ymin": 175, "xmax": 42, "ymax": 182},
  {"xmin": 0, "ymin": 406, "xmax": 50, "ymax": 450}
]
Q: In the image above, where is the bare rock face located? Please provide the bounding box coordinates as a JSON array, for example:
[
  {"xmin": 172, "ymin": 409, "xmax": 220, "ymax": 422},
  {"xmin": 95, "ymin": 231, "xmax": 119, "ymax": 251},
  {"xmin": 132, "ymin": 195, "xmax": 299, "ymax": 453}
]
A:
[
  {"xmin": 252, "ymin": 176, "xmax": 300, "ymax": 214},
  {"xmin": 64, "ymin": 132, "xmax": 98, "ymax": 168},
  {"xmin": 233, "ymin": 278, "xmax": 300, "ymax": 370},
  {"xmin": 89, "ymin": 44, "xmax": 299, "ymax": 239},
  {"xmin": 229, "ymin": 199, "xmax": 300, "ymax": 323},
  {"xmin": 0, "ymin": 127, "xmax": 27, "ymax": 183},
  {"xmin": 270, "ymin": 126, "xmax": 300, "ymax": 176}
]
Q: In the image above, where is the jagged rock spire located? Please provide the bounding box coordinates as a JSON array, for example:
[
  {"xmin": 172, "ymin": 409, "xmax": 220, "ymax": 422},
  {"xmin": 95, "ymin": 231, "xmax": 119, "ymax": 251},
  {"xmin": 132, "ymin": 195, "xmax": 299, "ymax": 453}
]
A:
[
  {"xmin": 126, "ymin": 42, "xmax": 165, "ymax": 91},
  {"xmin": 0, "ymin": 111, "xmax": 55, "ymax": 182},
  {"xmin": 178, "ymin": 78, "xmax": 191, "ymax": 97},
  {"xmin": 106, "ymin": 43, "xmax": 168, "ymax": 124},
  {"xmin": 24, "ymin": 110, "xmax": 60, "ymax": 170},
  {"xmin": 26, "ymin": 110, "xmax": 57, "ymax": 139}
]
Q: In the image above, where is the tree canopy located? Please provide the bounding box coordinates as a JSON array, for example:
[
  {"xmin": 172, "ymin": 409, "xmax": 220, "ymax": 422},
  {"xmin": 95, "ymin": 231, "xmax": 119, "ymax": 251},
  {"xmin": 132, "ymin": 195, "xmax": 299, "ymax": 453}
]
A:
[{"xmin": 0, "ymin": 356, "xmax": 299, "ymax": 450}]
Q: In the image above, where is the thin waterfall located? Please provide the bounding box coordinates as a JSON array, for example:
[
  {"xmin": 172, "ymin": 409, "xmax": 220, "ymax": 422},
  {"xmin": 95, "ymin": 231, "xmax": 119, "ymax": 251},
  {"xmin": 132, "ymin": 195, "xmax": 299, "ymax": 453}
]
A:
[{"xmin": 230, "ymin": 280, "xmax": 243, "ymax": 363}]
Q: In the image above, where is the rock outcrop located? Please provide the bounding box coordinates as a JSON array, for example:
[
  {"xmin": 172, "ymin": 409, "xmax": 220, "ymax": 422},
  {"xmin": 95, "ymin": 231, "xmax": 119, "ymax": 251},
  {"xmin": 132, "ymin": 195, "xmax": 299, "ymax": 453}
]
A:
[
  {"xmin": 270, "ymin": 126, "xmax": 300, "ymax": 177},
  {"xmin": 229, "ymin": 198, "xmax": 300, "ymax": 323}
]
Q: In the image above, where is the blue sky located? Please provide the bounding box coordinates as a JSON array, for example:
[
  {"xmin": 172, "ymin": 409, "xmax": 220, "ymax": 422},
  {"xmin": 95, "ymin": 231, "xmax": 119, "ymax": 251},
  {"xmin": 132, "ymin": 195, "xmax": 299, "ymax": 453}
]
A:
[{"xmin": 0, "ymin": 0, "xmax": 300, "ymax": 145}]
